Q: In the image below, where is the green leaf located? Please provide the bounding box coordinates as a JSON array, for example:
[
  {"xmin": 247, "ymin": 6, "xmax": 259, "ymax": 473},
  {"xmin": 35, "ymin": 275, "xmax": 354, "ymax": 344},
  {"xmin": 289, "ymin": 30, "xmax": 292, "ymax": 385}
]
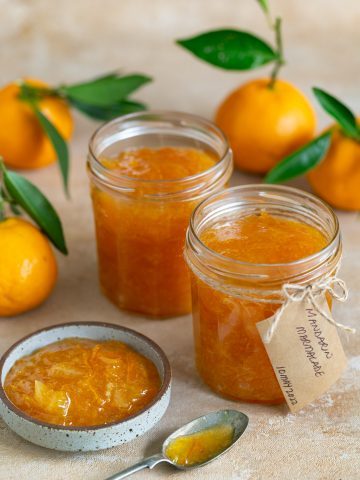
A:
[
  {"xmin": 32, "ymin": 107, "xmax": 69, "ymax": 194},
  {"xmin": 313, "ymin": 87, "xmax": 360, "ymax": 140},
  {"xmin": 61, "ymin": 73, "xmax": 151, "ymax": 107},
  {"xmin": 70, "ymin": 98, "xmax": 146, "ymax": 121},
  {"xmin": 256, "ymin": 0, "xmax": 269, "ymax": 13},
  {"xmin": 265, "ymin": 131, "xmax": 332, "ymax": 184},
  {"xmin": 177, "ymin": 29, "xmax": 278, "ymax": 70},
  {"xmin": 2, "ymin": 168, "xmax": 68, "ymax": 254}
]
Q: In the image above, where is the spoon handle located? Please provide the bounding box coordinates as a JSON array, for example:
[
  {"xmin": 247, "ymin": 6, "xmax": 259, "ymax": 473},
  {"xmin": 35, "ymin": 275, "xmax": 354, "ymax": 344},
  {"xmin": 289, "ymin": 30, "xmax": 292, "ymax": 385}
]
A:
[{"xmin": 105, "ymin": 454, "xmax": 168, "ymax": 479}]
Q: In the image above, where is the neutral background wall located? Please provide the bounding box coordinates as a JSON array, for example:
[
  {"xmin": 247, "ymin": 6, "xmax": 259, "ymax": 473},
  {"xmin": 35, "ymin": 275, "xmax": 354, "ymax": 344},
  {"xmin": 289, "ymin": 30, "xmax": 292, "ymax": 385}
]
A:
[{"xmin": 1, "ymin": 0, "xmax": 359, "ymax": 122}]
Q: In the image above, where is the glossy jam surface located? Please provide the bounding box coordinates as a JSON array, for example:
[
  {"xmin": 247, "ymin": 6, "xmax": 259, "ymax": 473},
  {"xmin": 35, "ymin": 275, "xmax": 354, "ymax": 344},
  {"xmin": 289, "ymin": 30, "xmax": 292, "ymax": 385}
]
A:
[
  {"xmin": 165, "ymin": 424, "xmax": 234, "ymax": 466},
  {"xmin": 101, "ymin": 147, "xmax": 215, "ymax": 180},
  {"xmin": 4, "ymin": 338, "xmax": 161, "ymax": 426},
  {"xmin": 92, "ymin": 147, "xmax": 216, "ymax": 317},
  {"xmin": 201, "ymin": 213, "xmax": 327, "ymax": 263},
  {"xmin": 192, "ymin": 213, "xmax": 328, "ymax": 403}
]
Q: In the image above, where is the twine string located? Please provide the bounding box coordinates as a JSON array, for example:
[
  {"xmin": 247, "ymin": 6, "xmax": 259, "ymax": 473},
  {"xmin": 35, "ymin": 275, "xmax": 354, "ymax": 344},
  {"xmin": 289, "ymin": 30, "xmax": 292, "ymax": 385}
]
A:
[{"xmin": 264, "ymin": 277, "xmax": 355, "ymax": 343}]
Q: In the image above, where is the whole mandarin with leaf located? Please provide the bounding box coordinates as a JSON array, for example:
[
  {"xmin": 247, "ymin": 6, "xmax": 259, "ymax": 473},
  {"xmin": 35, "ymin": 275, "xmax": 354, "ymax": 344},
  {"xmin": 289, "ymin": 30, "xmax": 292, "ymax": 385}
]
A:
[
  {"xmin": 308, "ymin": 125, "xmax": 360, "ymax": 210},
  {"xmin": 0, "ymin": 218, "xmax": 57, "ymax": 317},
  {"xmin": 265, "ymin": 88, "xmax": 360, "ymax": 211},
  {"xmin": 177, "ymin": 1, "xmax": 315, "ymax": 173},
  {"xmin": 0, "ymin": 79, "xmax": 73, "ymax": 170},
  {"xmin": 0, "ymin": 158, "xmax": 67, "ymax": 317},
  {"xmin": 215, "ymin": 78, "xmax": 316, "ymax": 173},
  {"xmin": 0, "ymin": 72, "xmax": 151, "ymax": 193}
]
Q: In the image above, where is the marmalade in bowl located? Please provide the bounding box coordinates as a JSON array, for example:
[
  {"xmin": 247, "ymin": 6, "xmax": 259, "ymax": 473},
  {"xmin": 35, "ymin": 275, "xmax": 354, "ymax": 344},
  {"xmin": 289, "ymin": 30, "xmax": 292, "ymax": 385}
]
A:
[
  {"xmin": 4, "ymin": 338, "xmax": 161, "ymax": 427},
  {"xmin": 191, "ymin": 213, "xmax": 328, "ymax": 403},
  {"xmin": 91, "ymin": 147, "xmax": 217, "ymax": 317}
]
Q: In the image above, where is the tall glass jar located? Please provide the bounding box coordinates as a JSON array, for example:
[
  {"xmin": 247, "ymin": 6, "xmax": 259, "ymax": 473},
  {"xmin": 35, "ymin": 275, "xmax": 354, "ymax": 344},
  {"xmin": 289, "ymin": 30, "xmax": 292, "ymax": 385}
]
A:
[
  {"xmin": 88, "ymin": 111, "xmax": 232, "ymax": 318},
  {"xmin": 185, "ymin": 185, "xmax": 341, "ymax": 403}
]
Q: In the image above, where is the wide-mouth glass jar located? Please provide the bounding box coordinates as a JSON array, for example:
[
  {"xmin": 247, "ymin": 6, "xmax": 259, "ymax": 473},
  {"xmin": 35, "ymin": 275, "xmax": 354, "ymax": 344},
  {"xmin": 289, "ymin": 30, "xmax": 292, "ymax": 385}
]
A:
[
  {"xmin": 88, "ymin": 111, "xmax": 232, "ymax": 318},
  {"xmin": 185, "ymin": 185, "xmax": 341, "ymax": 403}
]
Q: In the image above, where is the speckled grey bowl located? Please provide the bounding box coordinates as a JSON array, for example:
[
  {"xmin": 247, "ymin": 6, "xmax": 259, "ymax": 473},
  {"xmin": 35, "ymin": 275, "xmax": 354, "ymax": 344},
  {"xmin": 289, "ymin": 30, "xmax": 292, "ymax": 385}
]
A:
[{"xmin": 0, "ymin": 322, "xmax": 171, "ymax": 452}]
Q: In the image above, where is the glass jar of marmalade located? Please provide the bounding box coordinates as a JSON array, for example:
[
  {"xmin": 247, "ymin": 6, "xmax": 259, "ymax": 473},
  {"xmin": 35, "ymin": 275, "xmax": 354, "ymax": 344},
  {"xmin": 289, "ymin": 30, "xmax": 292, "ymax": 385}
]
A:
[
  {"xmin": 88, "ymin": 111, "xmax": 232, "ymax": 318},
  {"xmin": 185, "ymin": 185, "xmax": 341, "ymax": 403}
]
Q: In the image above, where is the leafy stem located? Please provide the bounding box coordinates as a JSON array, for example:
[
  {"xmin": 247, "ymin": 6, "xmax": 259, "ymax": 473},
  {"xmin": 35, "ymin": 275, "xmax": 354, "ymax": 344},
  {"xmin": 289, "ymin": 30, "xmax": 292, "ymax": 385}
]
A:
[
  {"xmin": 14, "ymin": 72, "xmax": 151, "ymax": 196},
  {"xmin": 0, "ymin": 189, "xmax": 4, "ymax": 221},
  {"xmin": 0, "ymin": 157, "xmax": 68, "ymax": 253},
  {"xmin": 256, "ymin": 0, "xmax": 285, "ymax": 87},
  {"xmin": 0, "ymin": 159, "xmax": 4, "ymax": 220},
  {"xmin": 265, "ymin": 131, "xmax": 332, "ymax": 183},
  {"xmin": 313, "ymin": 87, "xmax": 360, "ymax": 142},
  {"xmin": 32, "ymin": 105, "xmax": 70, "ymax": 195},
  {"xmin": 268, "ymin": 16, "xmax": 285, "ymax": 88},
  {"xmin": 18, "ymin": 82, "xmax": 59, "ymax": 102},
  {"xmin": 18, "ymin": 92, "xmax": 70, "ymax": 195},
  {"xmin": 0, "ymin": 160, "xmax": 17, "ymax": 219},
  {"xmin": 0, "ymin": 157, "xmax": 19, "ymax": 218}
]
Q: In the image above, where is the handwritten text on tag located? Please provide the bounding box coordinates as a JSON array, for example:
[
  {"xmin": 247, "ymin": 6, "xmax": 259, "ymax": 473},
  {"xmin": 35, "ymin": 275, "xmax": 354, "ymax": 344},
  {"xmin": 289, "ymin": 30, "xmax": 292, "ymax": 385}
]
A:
[{"xmin": 257, "ymin": 295, "xmax": 347, "ymax": 412}]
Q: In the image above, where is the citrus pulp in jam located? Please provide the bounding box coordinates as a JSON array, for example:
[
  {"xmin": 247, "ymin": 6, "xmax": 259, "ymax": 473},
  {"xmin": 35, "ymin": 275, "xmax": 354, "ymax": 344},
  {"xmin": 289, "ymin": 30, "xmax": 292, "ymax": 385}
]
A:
[
  {"xmin": 4, "ymin": 338, "xmax": 161, "ymax": 426},
  {"xmin": 91, "ymin": 147, "xmax": 216, "ymax": 317},
  {"xmin": 192, "ymin": 213, "xmax": 328, "ymax": 403}
]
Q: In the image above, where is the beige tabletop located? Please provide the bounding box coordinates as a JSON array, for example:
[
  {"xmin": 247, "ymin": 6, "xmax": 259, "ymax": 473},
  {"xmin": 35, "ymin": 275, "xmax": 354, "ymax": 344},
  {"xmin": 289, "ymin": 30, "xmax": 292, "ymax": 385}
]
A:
[{"xmin": 0, "ymin": 1, "xmax": 359, "ymax": 479}]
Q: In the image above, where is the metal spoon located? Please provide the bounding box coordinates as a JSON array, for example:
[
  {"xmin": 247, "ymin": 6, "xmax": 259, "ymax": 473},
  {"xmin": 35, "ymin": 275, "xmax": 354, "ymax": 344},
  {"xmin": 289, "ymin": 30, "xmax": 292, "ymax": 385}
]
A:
[{"xmin": 105, "ymin": 409, "xmax": 249, "ymax": 479}]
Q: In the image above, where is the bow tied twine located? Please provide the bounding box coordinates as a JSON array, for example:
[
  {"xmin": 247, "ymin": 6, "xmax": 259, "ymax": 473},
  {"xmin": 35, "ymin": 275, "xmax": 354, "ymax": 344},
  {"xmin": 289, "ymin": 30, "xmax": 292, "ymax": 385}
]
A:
[{"xmin": 264, "ymin": 277, "xmax": 355, "ymax": 343}]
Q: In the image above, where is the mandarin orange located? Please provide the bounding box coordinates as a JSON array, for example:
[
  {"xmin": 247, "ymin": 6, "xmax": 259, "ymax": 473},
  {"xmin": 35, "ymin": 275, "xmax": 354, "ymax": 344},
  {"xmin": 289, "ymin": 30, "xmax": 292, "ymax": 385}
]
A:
[
  {"xmin": 308, "ymin": 125, "xmax": 360, "ymax": 211},
  {"xmin": 0, "ymin": 218, "xmax": 57, "ymax": 316},
  {"xmin": 0, "ymin": 79, "xmax": 73, "ymax": 169},
  {"xmin": 215, "ymin": 78, "xmax": 316, "ymax": 173}
]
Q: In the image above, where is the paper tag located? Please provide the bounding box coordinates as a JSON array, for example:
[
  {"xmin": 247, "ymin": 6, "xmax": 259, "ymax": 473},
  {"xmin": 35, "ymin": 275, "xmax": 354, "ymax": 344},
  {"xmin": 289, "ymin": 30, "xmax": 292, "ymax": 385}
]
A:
[{"xmin": 256, "ymin": 296, "xmax": 347, "ymax": 412}]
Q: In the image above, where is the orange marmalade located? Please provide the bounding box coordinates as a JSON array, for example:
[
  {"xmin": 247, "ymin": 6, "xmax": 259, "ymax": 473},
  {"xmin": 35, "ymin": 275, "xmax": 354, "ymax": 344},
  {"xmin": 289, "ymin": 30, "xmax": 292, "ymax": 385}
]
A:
[
  {"xmin": 185, "ymin": 185, "xmax": 341, "ymax": 404},
  {"xmin": 92, "ymin": 147, "xmax": 215, "ymax": 317},
  {"xmin": 4, "ymin": 338, "xmax": 161, "ymax": 427},
  {"xmin": 88, "ymin": 112, "xmax": 232, "ymax": 318},
  {"xmin": 101, "ymin": 147, "xmax": 216, "ymax": 181},
  {"xmin": 165, "ymin": 424, "xmax": 234, "ymax": 466}
]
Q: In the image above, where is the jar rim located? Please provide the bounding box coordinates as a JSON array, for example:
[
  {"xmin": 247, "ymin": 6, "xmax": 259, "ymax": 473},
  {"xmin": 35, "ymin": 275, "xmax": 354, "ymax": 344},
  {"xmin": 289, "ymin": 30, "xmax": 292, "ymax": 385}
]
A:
[
  {"xmin": 88, "ymin": 110, "xmax": 232, "ymax": 191},
  {"xmin": 186, "ymin": 184, "xmax": 340, "ymax": 277}
]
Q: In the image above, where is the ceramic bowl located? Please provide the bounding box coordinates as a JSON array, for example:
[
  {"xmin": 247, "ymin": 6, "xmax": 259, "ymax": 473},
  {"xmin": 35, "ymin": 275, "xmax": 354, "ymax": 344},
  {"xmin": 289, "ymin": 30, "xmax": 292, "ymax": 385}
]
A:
[{"xmin": 0, "ymin": 322, "xmax": 171, "ymax": 452}]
